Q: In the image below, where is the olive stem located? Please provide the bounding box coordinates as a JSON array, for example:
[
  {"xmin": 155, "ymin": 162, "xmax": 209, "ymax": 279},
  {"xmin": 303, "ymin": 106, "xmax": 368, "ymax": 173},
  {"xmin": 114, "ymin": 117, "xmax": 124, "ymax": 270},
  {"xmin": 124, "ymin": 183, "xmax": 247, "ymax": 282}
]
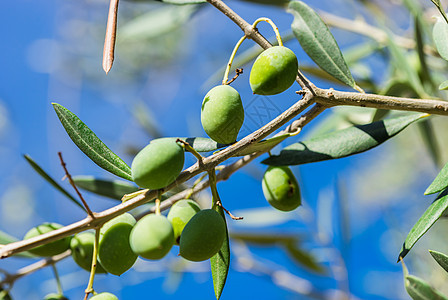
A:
[
  {"xmin": 176, "ymin": 139, "xmax": 204, "ymax": 163},
  {"xmin": 252, "ymin": 17, "xmax": 283, "ymax": 47},
  {"xmin": 222, "ymin": 35, "xmax": 247, "ymax": 85},
  {"xmin": 84, "ymin": 229, "xmax": 100, "ymax": 300},
  {"xmin": 58, "ymin": 152, "xmax": 95, "ymax": 218},
  {"xmin": 155, "ymin": 190, "xmax": 162, "ymax": 215},
  {"xmin": 50, "ymin": 264, "xmax": 63, "ymax": 295},
  {"xmin": 216, "ymin": 200, "xmax": 243, "ymax": 220},
  {"xmin": 208, "ymin": 169, "xmax": 220, "ymax": 210}
]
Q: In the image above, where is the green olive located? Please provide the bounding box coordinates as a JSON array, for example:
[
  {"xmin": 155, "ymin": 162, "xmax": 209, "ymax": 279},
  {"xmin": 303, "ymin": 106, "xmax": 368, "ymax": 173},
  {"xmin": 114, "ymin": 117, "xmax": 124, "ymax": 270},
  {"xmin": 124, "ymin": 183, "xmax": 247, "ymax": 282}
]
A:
[
  {"xmin": 43, "ymin": 293, "xmax": 69, "ymax": 300},
  {"xmin": 90, "ymin": 292, "xmax": 118, "ymax": 300},
  {"xmin": 201, "ymin": 85, "xmax": 244, "ymax": 145},
  {"xmin": 98, "ymin": 213, "xmax": 137, "ymax": 276},
  {"xmin": 23, "ymin": 223, "xmax": 71, "ymax": 257},
  {"xmin": 70, "ymin": 232, "xmax": 106, "ymax": 273},
  {"xmin": 129, "ymin": 214, "xmax": 174, "ymax": 260},
  {"xmin": 262, "ymin": 166, "xmax": 301, "ymax": 211},
  {"xmin": 131, "ymin": 138, "xmax": 185, "ymax": 190},
  {"xmin": 167, "ymin": 199, "xmax": 201, "ymax": 245},
  {"xmin": 179, "ymin": 209, "xmax": 226, "ymax": 262},
  {"xmin": 249, "ymin": 46, "xmax": 298, "ymax": 95}
]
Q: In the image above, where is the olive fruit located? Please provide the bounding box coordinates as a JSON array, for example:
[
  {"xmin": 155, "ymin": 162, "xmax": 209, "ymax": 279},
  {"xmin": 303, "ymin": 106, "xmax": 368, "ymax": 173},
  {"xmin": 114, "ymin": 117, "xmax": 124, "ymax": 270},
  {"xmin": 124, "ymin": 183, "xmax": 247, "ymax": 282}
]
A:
[
  {"xmin": 249, "ymin": 46, "xmax": 298, "ymax": 95},
  {"xmin": 131, "ymin": 138, "xmax": 185, "ymax": 190},
  {"xmin": 43, "ymin": 293, "xmax": 68, "ymax": 300},
  {"xmin": 201, "ymin": 85, "xmax": 244, "ymax": 144},
  {"xmin": 262, "ymin": 166, "xmax": 301, "ymax": 212},
  {"xmin": 167, "ymin": 199, "xmax": 201, "ymax": 244},
  {"xmin": 98, "ymin": 213, "xmax": 137, "ymax": 276},
  {"xmin": 70, "ymin": 232, "xmax": 106, "ymax": 273},
  {"xmin": 129, "ymin": 214, "xmax": 174, "ymax": 260},
  {"xmin": 23, "ymin": 223, "xmax": 71, "ymax": 257},
  {"xmin": 90, "ymin": 293, "xmax": 118, "ymax": 300},
  {"xmin": 179, "ymin": 209, "xmax": 226, "ymax": 262}
]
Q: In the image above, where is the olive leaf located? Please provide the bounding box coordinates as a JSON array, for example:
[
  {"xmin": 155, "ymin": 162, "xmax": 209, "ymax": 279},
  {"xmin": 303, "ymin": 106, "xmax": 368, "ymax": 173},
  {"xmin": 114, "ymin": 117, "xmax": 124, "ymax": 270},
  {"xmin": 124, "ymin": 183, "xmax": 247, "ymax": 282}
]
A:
[
  {"xmin": 234, "ymin": 134, "xmax": 289, "ymax": 156},
  {"xmin": 430, "ymin": 0, "xmax": 448, "ymax": 25},
  {"xmin": 405, "ymin": 275, "xmax": 448, "ymax": 300},
  {"xmin": 433, "ymin": 17, "xmax": 448, "ymax": 62},
  {"xmin": 288, "ymin": 1, "xmax": 358, "ymax": 90},
  {"xmin": 210, "ymin": 205, "xmax": 230, "ymax": 300},
  {"xmin": 72, "ymin": 176, "xmax": 139, "ymax": 201},
  {"xmin": 425, "ymin": 160, "xmax": 448, "ymax": 195},
  {"xmin": 399, "ymin": 189, "xmax": 448, "ymax": 260},
  {"xmin": 282, "ymin": 240, "xmax": 325, "ymax": 274},
  {"xmin": 24, "ymin": 154, "xmax": 86, "ymax": 212},
  {"xmin": 429, "ymin": 250, "xmax": 448, "ymax": 273},
  {"xmin": 263, "ymin": 113, "xmax": 426, "ymax": 166},
  {"xmin": 52, "ymin": 103, "xmax": 133, "ymax": 181},
  {"xmin": 439, "ymin": 79, "xmax": 448, "ymax": 90}
]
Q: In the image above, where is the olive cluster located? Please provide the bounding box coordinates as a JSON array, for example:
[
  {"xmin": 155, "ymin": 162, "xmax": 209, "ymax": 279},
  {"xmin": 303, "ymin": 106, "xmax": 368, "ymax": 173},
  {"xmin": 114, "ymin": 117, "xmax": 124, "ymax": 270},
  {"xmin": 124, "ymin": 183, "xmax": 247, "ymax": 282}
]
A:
[{"xmin": 22, "ymin": 43, "xmax": 302, "ymax": 300}]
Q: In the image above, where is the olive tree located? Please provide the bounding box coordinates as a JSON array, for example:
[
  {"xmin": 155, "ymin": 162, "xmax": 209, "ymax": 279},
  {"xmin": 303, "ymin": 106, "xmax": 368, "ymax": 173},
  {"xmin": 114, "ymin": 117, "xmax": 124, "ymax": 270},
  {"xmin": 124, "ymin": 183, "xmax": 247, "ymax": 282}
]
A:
[{"xmin": 2, "ymin": 0, "xmax": 448, "ymax": 299}]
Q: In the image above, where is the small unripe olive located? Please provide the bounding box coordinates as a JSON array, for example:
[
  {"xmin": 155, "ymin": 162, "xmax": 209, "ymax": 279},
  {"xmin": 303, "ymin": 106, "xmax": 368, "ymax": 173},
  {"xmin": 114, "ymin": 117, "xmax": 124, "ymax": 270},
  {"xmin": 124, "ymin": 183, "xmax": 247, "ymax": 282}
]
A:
[
  {"xmin": 201, "ymin": 85, "xmax": 244, "ymax": 145},
  {"xmin": 43, "ymin": 293, "xmax": 68, "ymax": 300},
  {"xmin": 167, "ymin": 199, "xmax": 201, "ymax": 244},
  {"xmin": 90, "ymin": 292, "xmax": 118, "ymax": 300},
  {"xmin": 131, "ymin": 138, "xmax": 185, "ymax": 190},
  {"xmin": 179, "ymin": 209, "xmax": 226, "ymax": 262},
  {"xmin": 98, "ymin": 213, "xmax": 137, "ymax": 276},
  {"xmin": 23, "ymin": 223, "xmax": 71, "ymax": 257},
  {"xmin": 129, "ymin": 214, "xmax": 174, "ymax": 260},
  {"xmin": 70, "ymin": 232, "xmax": 106, "ymax": 273},
  {"xmin": 250, "ymin": 46, "xmax": 298, "ymax": 95},
  {"xmin": 262, "ymin": 166, "xmax": 301, "ymax": 212}
]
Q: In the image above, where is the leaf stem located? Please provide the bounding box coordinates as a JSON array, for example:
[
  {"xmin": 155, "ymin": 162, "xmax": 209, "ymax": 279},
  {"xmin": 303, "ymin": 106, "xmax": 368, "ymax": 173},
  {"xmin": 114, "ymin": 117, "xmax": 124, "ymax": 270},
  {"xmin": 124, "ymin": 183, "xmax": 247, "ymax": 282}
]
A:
[
  {"xmin": 252, "ymin": 17, "xmax": 283, "ymax": 47},
  {"xmin": 222, "ymin": 36, "xmax": 247, "ymax": 85}
]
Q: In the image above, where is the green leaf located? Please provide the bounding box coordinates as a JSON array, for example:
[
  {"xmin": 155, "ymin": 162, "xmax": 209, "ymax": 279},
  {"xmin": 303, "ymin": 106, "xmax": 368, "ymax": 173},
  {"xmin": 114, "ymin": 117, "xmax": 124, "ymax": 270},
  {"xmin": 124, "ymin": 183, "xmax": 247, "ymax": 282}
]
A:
[
  {"xmin": 0, "ymin": 230, "xmax": 35, "ymax": 259},
  {"xmin": 425, "ymin": 160, "xmax": 448, "ymax": 195},
  {"xmin": 439, "ymin": 79, "xmax": 448, "ymax": 90},
  {"xmin": 0, "ymin": 288, "xmax": 12, "ymax": 300},
  {"xmin": 418, "ymin": 119, "xmax": 442, "ymax": 168},
  {"xmin": 52, "ymin": 103, "xmax": 132, "ymax": 181},
  {"xmin": 430, "ymin": 0, "xmax": 448, "ymax": 25},
  {"xmin": 235, "ymin": 134, "xmax": 289, "ymax": 156},
  {"xmin": 120, "ymin": 5, "xmax": 199, "ymax": 42},
  {"xmin": 24, "ymin": 154, "xmax": 86, "ymax": 212},
  {"xmin": 170, "ymin": 137, "xmax": 227, "ymax": 152},
  {"xmin": 230, "ymin": 232, "xmax": 295, "ymax": 245},
  {"xmin": 263, "ymin": 113, "xmax": 426, "ymax": 166},
  {"xmin": 72, "ymin": 176, "xmax": 139, "ymax": 200},
  {"xmin": 429, "ymin": 250, "xmax": 448, "ymax": 273},
  {"xmin": 282, "ymin": 240, "xmax": 325, "ymax": 274},
  {"xmin": 288, "ymin": 1, "xmax": 357, "ymax": 89},
  {"xmin": 210, "ymin": 205, "xmax": 230, "ymax": 300},
  {"xmin": 405, "ymin": 275, "xmax": 448, "ymax": 300},
  {"xmin": 399, "ymin": 189, "xmax": 448, "ymax": 260},
  {"xmin": 433, "ymin": 17, "xmax": 448, "ymax": 62}
]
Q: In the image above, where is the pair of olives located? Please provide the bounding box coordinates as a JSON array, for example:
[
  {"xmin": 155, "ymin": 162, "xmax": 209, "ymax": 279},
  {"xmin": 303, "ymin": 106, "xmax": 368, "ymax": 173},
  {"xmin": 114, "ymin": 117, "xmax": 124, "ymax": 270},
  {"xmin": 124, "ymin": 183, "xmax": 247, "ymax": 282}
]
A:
[
  {"xmin": 130, "ymin": 199, "xmax": 226, "ymax": 263},
  {"xmin": 201, "ymin": 46, "xmax": 298, "ymax": 144}
]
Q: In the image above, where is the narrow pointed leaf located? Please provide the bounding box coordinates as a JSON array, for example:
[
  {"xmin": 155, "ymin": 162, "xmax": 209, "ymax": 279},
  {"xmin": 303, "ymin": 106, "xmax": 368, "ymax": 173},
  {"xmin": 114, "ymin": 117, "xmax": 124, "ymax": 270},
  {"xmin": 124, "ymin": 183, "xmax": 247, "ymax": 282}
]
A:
[
  {"xmin": 288, "ymin": 1, "xmax": 356, "ymax": 89},
  {"xmin": 431, "ymin": 0, "xmax": 448, "ymax": 25},
  {"xmin": 72, "ymin": 176, "xmax": 139, "ymax": 200},
  {"xmin": 235, "ymin": 134, "xmax": 289, "ymax": 156},
  {"xmin": 169, "ymin": 137, "xmax": 227, "ymax": 152},
  {"xmin": 263, "ymin": 113, "xmax": 426, "ymax": 166},
  {"xmin": 429, "ymin": 250, "xmax": 448, "ymax": 273},
  {"xmin": 283, "ymin": 241, "xmax": 325, "ymax": 273},
  {"xmin": 52, "ymin": 103, "xmax": 132, "ymax": 181},
  {"xmin": 0, "ymin": 230, "xmax": 35, "ymax": 259},
  {"xmin": 433, "ymin": 17, "xmax": 448, "ymax": 61},
  {"xmin": 405, "ymin": 275, "xmax": 448, "ymax": 300},
  {"xmin": 425, "ymin": 160, "xmax": 448, "ymax": 195},
  {"xmin": 210, "ymin": 205, "xmax": 230, "ymax": 300},
  {"xmin": 418, "ymin": 120, "xmax": 441, "ymax": 168},
  {"xmin": 399, "ymin": 189, "xmax": 448, "ymax": 260},
  {"xmin": 24, "ymin": 154, "xmax": 85, "ymax": 212}
]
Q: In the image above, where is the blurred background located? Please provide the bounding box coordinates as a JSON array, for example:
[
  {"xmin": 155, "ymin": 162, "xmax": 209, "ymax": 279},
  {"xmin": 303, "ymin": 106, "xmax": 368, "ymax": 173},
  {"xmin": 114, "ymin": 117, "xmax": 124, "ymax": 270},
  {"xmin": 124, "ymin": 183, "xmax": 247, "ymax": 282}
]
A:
[{"xmin": 1, "ymin": 0, "xmax": 448, "ymax": 299}]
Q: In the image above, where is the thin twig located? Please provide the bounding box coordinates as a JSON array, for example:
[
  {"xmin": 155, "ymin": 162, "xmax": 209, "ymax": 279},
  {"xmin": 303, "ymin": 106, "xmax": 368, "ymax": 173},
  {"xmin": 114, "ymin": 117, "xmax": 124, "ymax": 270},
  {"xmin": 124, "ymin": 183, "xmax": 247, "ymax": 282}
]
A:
[
  {"xmin": 102, "ymin": 0, "xmax": 119, "ymax": 74},
  {"xmin": 58, "ymin": 152, "xmax": 95, "ymax": 218},
  {"xmin": 226, "ymin": 68, "xmax": 243, "ymax": 85},
  {"xmin": 216, "ymin": 200, "xmax": 243, "ymax": 220}
]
